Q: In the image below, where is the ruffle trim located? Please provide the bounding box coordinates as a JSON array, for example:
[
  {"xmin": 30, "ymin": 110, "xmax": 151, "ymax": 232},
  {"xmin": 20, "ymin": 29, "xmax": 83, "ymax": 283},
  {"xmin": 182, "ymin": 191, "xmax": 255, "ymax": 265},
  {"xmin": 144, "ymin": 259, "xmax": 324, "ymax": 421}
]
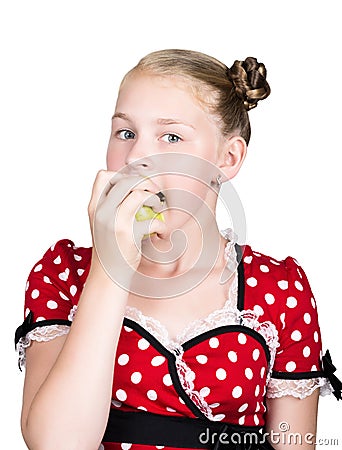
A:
[
  {"xmin": 266, "ymin": 377, "xmax": 333, "ymax": 399},
  {"xmin": 16, "ymin": 324, "xmax": 70, "ymax": 370}
]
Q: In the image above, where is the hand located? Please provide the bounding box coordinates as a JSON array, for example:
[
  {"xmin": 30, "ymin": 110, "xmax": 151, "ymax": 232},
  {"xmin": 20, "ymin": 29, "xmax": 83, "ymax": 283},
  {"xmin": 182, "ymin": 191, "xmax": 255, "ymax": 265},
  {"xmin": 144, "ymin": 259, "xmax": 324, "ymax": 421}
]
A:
[{"xmin": 88, "ymin": 170, "xmax": 167, "ymax": 281}]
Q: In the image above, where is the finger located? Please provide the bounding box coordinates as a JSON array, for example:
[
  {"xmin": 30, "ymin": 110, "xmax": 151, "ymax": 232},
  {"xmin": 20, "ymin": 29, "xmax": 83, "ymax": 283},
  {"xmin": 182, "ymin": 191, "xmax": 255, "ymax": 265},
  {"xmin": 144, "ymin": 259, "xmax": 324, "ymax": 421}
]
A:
[
  {"xmin": 137, "ymin": 191, "xmax": 166, "ymax": 214},
  {"xmin": 134, "ymin": 215, "xmax": 168, "ymax": 241}
]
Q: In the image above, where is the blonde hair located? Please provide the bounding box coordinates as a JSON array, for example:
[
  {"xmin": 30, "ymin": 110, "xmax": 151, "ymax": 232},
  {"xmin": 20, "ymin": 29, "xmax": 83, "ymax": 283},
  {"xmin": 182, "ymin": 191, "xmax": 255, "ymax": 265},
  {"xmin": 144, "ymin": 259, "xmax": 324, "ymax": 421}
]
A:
[{"xmin": 122, "ymin": 49, "xmax": 271, "ymax": 145}]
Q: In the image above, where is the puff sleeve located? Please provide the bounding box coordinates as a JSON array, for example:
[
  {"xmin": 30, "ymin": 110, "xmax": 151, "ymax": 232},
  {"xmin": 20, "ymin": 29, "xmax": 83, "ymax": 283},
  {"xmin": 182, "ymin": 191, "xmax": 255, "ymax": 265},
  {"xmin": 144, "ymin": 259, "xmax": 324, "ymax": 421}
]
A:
[
  {"xmin": 267, "ymin": 256, "xmax": 338, "ymax": 399},
  {"xmin": 14, "ymin": 239, "xmax": 91, "ymax": 370}
]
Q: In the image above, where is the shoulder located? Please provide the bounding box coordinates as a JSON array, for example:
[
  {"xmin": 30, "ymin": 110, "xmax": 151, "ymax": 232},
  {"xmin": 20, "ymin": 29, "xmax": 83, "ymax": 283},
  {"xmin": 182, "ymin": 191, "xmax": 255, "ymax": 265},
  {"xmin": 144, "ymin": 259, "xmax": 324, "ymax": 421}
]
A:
[
  {"xmin": 239, "ymin": 243, "xmax": 314, "ymax": 320},
  {"xmin": 29, "ymin": 238, "xmax": 92, "ymax": 279},
  {"xmin": 25, "ymin": 238, "xmax": 93, "ymax": 311}
]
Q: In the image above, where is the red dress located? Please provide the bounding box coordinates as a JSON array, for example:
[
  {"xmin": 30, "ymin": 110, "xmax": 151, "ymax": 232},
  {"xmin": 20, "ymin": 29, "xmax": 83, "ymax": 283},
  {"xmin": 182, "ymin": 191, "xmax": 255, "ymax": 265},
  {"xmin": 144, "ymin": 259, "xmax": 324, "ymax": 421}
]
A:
[{"xmin": 15, "ymin": 232, "xmax": 338, "ymax": 449}]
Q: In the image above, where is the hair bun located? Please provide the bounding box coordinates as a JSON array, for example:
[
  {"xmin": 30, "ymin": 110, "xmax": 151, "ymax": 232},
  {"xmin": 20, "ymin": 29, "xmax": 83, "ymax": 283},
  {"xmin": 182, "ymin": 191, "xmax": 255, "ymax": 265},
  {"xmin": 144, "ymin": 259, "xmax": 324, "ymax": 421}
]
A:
[{"xmin": 228, "ymin": 57, "xmax": 271, "ymax": 111}]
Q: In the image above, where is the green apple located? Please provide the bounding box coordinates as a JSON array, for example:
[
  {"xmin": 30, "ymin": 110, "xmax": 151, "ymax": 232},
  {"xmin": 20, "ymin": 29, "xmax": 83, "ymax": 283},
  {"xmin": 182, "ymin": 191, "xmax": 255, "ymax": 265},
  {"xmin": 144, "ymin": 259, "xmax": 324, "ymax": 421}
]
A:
[{"xmin": 135, "ymin": 205, "xmax": 165, "ymax": 239}]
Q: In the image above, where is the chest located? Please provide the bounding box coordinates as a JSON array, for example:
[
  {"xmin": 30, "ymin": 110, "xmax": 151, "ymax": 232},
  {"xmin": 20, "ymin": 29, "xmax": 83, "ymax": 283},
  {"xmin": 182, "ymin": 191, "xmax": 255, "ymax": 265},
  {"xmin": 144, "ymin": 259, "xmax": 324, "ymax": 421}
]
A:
[{"xmin": 126, "ymin": 270, "xmax": 235, "ymax": 341}]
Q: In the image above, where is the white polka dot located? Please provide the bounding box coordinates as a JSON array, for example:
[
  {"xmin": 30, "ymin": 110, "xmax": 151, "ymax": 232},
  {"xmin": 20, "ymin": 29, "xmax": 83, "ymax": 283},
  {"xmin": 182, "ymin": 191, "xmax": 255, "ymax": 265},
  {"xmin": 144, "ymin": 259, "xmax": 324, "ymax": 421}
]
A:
[
  {"xmin": 36, "ymin": 316, "xmax": 46, "ymax": 321},
  {"xmin": 238, "ymin": 333, "xmax": 247, "ymax": 344},
  {"xmin": 260, "ymin": 367, "xmax": 266, "ymax": 378},
  {"xmin": 238, "ymin": 403, "xmax": 248, "ymax": 412},
  {"xmin": 58, "ymin": 268, "xmax": 69, "ymax": 281},
  {"xmin": 74, "ymin": 254, "xmax": 82, "ymax": 261},
  {"xmin": 53, "ymin": 255, "xmax": 61, "ymax": 264},
  {"xmin": 163, "ymin": 374, "xmax": 172, "ymax": 386},
  {"xmin": 200, "ymin": 387, "xmax": 210, "ymax": 397},
  {"xmin": 303, "ymin": 346, "xmax": 311, "ymax": 357},
  {"xmin": 228, "ymin": 351, "xmax": 237, "ymax": 362},
  {"xmin": 209, "ymin": 403, "xmax": 220, "ymax": 408},
  {"xmin": 47, "ymin": 300, "xmax": 58, "ymax": 309},
  {"xmin": 131, "ymin": 372, "xmax": 142, "ymax": 384},
  {"xmin": 121, "ymin": 444, "xmax": 132, "ymax": 450},
  {"xmin": 232, "ymin": 386, "xmax": 242, "ymax": 398},
  {"xmin": 286, "ymin": 296, "xmax": 297, "ymax": 308},
  {"xmin": 156, "ymin": 446, "xmax": 165, "ymax": 449},
  {"xmin": 25, "ymin": 281, "xmax": 29, "ymax": 291},
  {"xmin": 166, "ymin": 407, "xmax": 176, "ymax": 412},
  {"xmin": 209, "ymin": 337, "xmax": 219, "ymax": 348},
  {"xmin": 116, "ymin": 389, "xmax": 127, "ymax": 401},
  {"xmin": 253, "ymin": 305, "xmax": 264, "ymax": 316},
  {"xmin": 244, "ymin": 256, "xmax": 253, "ymax": 264},
  {"xmin": 124, "ymin": 326, "xmax": 133, "ymax": 332},
  {"xmin": 77, "ymin": 268, "xmax": 84, "ymax": 276},
  {"xmin": 147, "ymin": 390, "xmax": 157, "ymax": 401},
  {"xmin": 137, "ymin": 406, "xmax": 147, "ymax": 411},
  {"xmin": 254, "ymin": 414, "xmax": 260, "ymax": 425},
  {"xmin": 43, "ymin": 276, "xmax": 52, "ymax": 284},
  {"xmin": 278, "ymin": 280, "xmax": 288, "ymax": 290},
  {"xmin": 253, "ymin": 349, "xmax": 260, "ymax": 361},
  {"xmin": 295, "ymin": 280, "xmax": 303, "ymax": 291},
  {"xmin": 216, "ymin": 368, "xmax": 227, "ymax": 380},
  {"xmin": 286, "ymin": 361, "xmax": 296, "ymax": 372},
  {"xmin": 253, "ymin": 252, "xmax": 261, "ymax": 257},
  {"xmin": 265, "ymin": 293, "xmax": 275, "ymax": 305},
  {"xmin": 151, "ymin": 356, "xmax": 166, "ymax": 366},
  {"xmin": 118, "ymin": 354, "xmax": 129, "ymax": 366},
  {"xmin": 247, "ymin": 277, "xmax": 258, "ymax": 287},
  {"xmin": 314, "ymin": 331, "xmax": 319, "ymax": 343},
  {"xmin": 31, "ymin": 289, "xmax": 40, "ymax": 299},
  {"xmin": 25, "ymin": 308, "xmax": 30, "ymax": 317},
  {"xmin": 59, "ymin": 291, "xmax": 69, "ymax": 301},
  {"xmin": 179, "ymin": 397, "xmax": 185, "ymax": 404},
  {"xmin": 280, "ymin": 313, "xmax": 286, "ymax": 329},
  {"xmin": 213, "ymin": 414, "xmax": 226, "ymax": 421},
  {"xmin": 291, "ymin": 330, "xmax": 302, "ymax": 341},
  {"xmin": 311, "ymin": 365, "xmax": 318, "ymax": 371},
  {"xmin": 255, "ymin": 385, "xmax": 260, "ymax": 397},
  {"xmin": 111, "ymin": 400, "xmax": 122, "ymax": 407},
  {"xmin": 311, "ymin": 297, "xmax": 316, "ymax": 309},
  {"xmin": 255, "ymin": 402, "xmax": 261, "ymax": 412},
  {"xmin": 238, "ymin": 415, "xmax": 245, "ymax": 425},
  {"xmin": 34, "ymin": 264, "xmax": 42, "ymax": 272},
  {"xmin": 245, "ymin": 368, "xmax": 253, "ymax": 380},
  {"xmin": 260, "ymin": 264, "xmax": 269, "ymax": 272},
  {"xmin": 138, "ymin": 338, "xmax": 150, "ymax": 350},
  {"xmin": 70, "ymin": 285, "xmax": 77, "ymax": 296},
  {"xmin": 196, "ymin": 355, "xmax": 208, "ymax": 364},
  {"xmin": 304, "ymin": 313, "xmax": 311, "ymax": 324}
]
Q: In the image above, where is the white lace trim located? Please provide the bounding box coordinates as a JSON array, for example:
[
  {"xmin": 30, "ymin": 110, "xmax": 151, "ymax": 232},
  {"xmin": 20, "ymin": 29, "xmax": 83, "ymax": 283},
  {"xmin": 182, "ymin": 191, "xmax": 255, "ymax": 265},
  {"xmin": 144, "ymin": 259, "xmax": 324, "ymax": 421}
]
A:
[
  {"xmin": 266, "ymin": 377, "xmax": 333, "ymax": 399},
  {"xmin": 16, "ymin": 324, "xmax": 71, "ymax": 370}
]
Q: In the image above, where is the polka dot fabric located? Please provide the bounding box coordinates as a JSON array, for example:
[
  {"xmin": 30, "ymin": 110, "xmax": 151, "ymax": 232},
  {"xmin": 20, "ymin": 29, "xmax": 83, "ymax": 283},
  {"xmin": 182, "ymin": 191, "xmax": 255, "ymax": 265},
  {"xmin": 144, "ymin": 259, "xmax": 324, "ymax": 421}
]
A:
[
  {"xmin": 22, "ymin": 239, "xmax": 91, "ymax": 324},
  {"xmin": 15, "ymin": 239, "xmax": 329, "ymax": 449},
  {"xmin": 241, "ymin": 248, "xmax": 323, "ymax": 376}
]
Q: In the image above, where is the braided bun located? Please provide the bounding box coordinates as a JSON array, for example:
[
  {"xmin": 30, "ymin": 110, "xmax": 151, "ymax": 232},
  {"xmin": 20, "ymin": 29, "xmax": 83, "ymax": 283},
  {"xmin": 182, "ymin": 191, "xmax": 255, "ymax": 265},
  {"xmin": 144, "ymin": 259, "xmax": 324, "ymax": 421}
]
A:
[{"xmin": 228, "ymin": 57, "xmax": 271, "ymax": 111}]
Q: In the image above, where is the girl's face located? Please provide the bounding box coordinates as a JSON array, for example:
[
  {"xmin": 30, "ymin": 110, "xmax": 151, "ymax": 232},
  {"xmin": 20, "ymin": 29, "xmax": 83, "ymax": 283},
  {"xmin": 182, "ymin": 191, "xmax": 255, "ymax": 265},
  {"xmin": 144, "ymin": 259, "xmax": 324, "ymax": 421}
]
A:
[{"xmin": 106, "ymin": 73, "xmax": 228, "ymax": 229}]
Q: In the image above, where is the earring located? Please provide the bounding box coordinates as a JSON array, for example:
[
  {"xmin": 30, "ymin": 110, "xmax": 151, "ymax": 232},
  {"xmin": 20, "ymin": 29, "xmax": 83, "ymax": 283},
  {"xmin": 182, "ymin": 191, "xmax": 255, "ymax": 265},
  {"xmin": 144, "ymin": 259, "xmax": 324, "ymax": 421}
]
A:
[{"xmin": 213, "ymin": 174, "xmax": 222, "ymax": 188}]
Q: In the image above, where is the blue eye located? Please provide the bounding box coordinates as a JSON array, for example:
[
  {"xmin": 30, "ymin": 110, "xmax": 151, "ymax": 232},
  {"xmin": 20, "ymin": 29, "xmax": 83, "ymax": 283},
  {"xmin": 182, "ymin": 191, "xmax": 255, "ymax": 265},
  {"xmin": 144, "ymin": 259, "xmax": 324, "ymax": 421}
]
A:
[
  {"xmin": 117, "ymin": 129, "xmax": 135, "ymax": 140},
  {"xmin": 161, "ymin": 133, "xmax": 181, "ymax": 143}
]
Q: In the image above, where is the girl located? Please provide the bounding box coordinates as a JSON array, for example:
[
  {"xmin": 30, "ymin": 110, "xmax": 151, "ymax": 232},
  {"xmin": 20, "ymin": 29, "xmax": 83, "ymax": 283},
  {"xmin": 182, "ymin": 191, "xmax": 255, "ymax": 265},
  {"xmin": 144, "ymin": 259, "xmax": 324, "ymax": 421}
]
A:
[{"xmin": 15, "ymin": 49, "xmax": 341, "ymax": 450}]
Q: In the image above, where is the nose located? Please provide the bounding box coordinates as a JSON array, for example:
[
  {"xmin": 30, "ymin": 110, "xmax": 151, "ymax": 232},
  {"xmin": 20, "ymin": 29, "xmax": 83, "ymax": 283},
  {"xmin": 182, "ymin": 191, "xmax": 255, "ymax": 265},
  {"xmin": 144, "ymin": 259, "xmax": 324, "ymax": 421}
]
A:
[{"xmin": 124, "ymin": 138, "xmax": 156, "ymax": 177}]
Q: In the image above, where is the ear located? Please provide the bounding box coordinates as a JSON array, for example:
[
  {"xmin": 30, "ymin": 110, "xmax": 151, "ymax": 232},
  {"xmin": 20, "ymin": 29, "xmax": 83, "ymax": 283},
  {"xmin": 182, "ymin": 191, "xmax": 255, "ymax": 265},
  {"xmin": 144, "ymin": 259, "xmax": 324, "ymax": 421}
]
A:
[{"xmin": 217, "ymin": 135, "xmax": 247, "ymax": 181}]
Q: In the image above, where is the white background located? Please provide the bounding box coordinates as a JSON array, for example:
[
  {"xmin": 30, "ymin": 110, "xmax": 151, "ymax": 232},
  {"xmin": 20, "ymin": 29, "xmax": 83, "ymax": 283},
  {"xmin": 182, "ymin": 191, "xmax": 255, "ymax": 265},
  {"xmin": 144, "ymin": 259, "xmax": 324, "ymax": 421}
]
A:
[{"xmin": 1, "ymin": 0, "xmax": 341, "ymax": 447}]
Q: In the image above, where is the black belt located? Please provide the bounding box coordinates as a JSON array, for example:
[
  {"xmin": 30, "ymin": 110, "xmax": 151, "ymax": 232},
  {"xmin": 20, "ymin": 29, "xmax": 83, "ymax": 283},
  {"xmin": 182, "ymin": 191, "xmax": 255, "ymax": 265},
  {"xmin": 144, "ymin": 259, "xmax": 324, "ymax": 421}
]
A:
[{"xmin": 102, "ymin": 408, "xmax": 275, "ymax": 449}]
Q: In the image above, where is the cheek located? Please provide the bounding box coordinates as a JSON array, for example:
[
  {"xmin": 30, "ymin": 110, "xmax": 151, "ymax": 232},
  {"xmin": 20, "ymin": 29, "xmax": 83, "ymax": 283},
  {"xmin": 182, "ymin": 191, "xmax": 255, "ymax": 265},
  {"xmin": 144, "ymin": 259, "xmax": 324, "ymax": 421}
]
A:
[{"xmin": 106, "ymin": 146, "xmax": 126, "ymax": 171}]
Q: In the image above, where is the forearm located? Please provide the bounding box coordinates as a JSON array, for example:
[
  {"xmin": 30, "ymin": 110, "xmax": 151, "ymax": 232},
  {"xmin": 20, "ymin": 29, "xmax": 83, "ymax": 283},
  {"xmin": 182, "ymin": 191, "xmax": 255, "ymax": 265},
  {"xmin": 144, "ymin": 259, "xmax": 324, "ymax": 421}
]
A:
[{"xmin": 24, "ymin": 267, "xmax": 130, "ymax": 450}]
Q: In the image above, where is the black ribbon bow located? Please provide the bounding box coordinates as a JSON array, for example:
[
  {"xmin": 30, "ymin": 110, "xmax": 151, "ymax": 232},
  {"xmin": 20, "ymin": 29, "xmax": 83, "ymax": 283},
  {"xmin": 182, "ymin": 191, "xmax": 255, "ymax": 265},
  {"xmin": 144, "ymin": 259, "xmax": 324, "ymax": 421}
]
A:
[
  {"xmin": 14, "ymin": 310, "xmax": 33, "ymax": 348},
  {"xmin": 322, "ymin": 349, "xmax": 342, "ymax": 400}
]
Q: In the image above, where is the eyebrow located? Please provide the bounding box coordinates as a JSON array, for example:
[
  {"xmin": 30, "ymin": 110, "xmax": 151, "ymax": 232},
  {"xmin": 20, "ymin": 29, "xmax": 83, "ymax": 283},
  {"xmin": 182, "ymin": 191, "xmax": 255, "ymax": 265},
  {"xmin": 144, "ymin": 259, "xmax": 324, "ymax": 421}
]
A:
[{"xmin": 112, "ymin": 112, "xmax": 195, "ymax": 129}]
